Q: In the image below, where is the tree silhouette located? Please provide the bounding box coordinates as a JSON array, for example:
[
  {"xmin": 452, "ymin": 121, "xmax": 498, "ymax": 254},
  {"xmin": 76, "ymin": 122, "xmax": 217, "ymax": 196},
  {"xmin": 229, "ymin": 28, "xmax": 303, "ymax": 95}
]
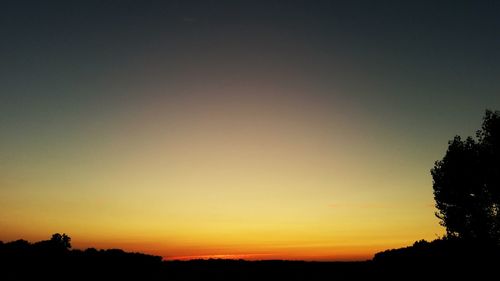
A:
[
  {"xmin": 432, "ymin": 110, "xmax": 500, "ymax": 244},
  {"xmin": 50, "ymin": 233, "xmax": 72, "ymax": 249}
]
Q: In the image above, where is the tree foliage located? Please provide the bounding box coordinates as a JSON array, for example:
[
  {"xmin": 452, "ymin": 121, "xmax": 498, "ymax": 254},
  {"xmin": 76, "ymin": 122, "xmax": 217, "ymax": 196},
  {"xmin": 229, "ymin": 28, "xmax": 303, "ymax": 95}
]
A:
[
  {"xmin": 50, "ymin": 233, "xmax": 72, "ymax": 249},
  {"xmin": 432, "ymin": 110, "xmax": 500, "ymax": 244}
]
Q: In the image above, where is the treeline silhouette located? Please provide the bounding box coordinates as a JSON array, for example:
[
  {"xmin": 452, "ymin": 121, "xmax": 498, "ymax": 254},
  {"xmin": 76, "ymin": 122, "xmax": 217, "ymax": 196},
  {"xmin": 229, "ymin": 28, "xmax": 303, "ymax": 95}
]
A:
[
  {"xmin": 374, "ymin": 238, "xmax": 500, "ymax": 279},
  {"xmin": 0, "ymin": 234, "xmax": 369, "ymax": 280},
  {"xmin": 0, "ymin": 234, "xmax": 163, "ymax": 280},
  {"xmin": 1, "ymin": 234, "xmax": 499, "ymax": 280}
]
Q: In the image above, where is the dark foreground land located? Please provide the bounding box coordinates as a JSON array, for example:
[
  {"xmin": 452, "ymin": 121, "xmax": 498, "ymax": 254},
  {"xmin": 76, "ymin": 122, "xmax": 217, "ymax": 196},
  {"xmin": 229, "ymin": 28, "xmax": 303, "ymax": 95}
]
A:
[{"xmin": 1, "ymin": 236, "xmax": 499, "ymax": 280}]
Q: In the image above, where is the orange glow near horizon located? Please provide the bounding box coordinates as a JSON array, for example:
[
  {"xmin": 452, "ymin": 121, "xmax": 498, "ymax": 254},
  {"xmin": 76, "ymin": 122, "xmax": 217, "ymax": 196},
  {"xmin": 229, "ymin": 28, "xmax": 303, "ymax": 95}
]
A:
[{"xmin": 0, "ymin": 81, "xmax": 445, "ymax": 261}]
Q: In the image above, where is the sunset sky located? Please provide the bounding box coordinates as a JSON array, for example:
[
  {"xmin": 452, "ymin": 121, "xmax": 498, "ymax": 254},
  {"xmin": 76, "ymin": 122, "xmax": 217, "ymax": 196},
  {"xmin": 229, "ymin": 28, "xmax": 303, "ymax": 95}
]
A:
[{"xmin": 1, "ymin": 1, "xmax": 499, "ymax": 261}]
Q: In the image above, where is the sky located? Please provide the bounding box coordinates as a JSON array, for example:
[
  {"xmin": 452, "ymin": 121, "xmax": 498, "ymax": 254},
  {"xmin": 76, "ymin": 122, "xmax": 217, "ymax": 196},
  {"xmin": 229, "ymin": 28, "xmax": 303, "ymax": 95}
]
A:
[{"xmin": 1, "ymin": 0, "xmax": 499, "ymax": 261}]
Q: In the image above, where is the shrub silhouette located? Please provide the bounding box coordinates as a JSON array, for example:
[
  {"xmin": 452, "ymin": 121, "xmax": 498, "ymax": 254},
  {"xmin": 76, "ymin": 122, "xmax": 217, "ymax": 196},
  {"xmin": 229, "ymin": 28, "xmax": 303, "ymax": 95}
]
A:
[{"xmin": 432, "ymin": 110, "xmax": 500, "ymax": 244}]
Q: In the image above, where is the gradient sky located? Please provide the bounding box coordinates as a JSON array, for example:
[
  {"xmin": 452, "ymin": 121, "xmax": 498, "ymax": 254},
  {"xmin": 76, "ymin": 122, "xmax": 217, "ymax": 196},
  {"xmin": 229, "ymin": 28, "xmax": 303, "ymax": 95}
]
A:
[{"xmin": 1, "ymin": 0, "xmax": 499, "ymax": 261}]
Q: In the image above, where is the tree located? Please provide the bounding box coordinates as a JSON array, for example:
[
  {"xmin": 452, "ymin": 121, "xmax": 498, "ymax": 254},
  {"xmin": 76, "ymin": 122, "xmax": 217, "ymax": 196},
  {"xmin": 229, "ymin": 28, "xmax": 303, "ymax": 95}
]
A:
[
  {"xmin": 50, "ymin": 233, "xmax": 72, "ymax": 249},
  {"xmin": 431, "ymin": 110, "xmax": 500, "ymax": 244}
]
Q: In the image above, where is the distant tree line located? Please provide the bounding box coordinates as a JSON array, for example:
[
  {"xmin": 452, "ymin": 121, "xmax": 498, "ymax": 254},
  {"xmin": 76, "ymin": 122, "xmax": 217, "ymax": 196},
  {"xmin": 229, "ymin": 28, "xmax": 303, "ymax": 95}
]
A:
[{"xmin": 0, "ymin": 233, "xmax": 163, "ymax": 280}]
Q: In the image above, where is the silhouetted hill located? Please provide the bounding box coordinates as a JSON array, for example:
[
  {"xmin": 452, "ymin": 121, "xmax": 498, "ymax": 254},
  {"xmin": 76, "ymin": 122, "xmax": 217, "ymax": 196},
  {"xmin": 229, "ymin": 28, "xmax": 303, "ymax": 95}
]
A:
[
  {"xmin": 1, "ymin": 234, "xmax": 499, "ymax": 280},
  {"xmin": 373, "ymin": 238, "xmax": 500, "ymax": 279}
]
